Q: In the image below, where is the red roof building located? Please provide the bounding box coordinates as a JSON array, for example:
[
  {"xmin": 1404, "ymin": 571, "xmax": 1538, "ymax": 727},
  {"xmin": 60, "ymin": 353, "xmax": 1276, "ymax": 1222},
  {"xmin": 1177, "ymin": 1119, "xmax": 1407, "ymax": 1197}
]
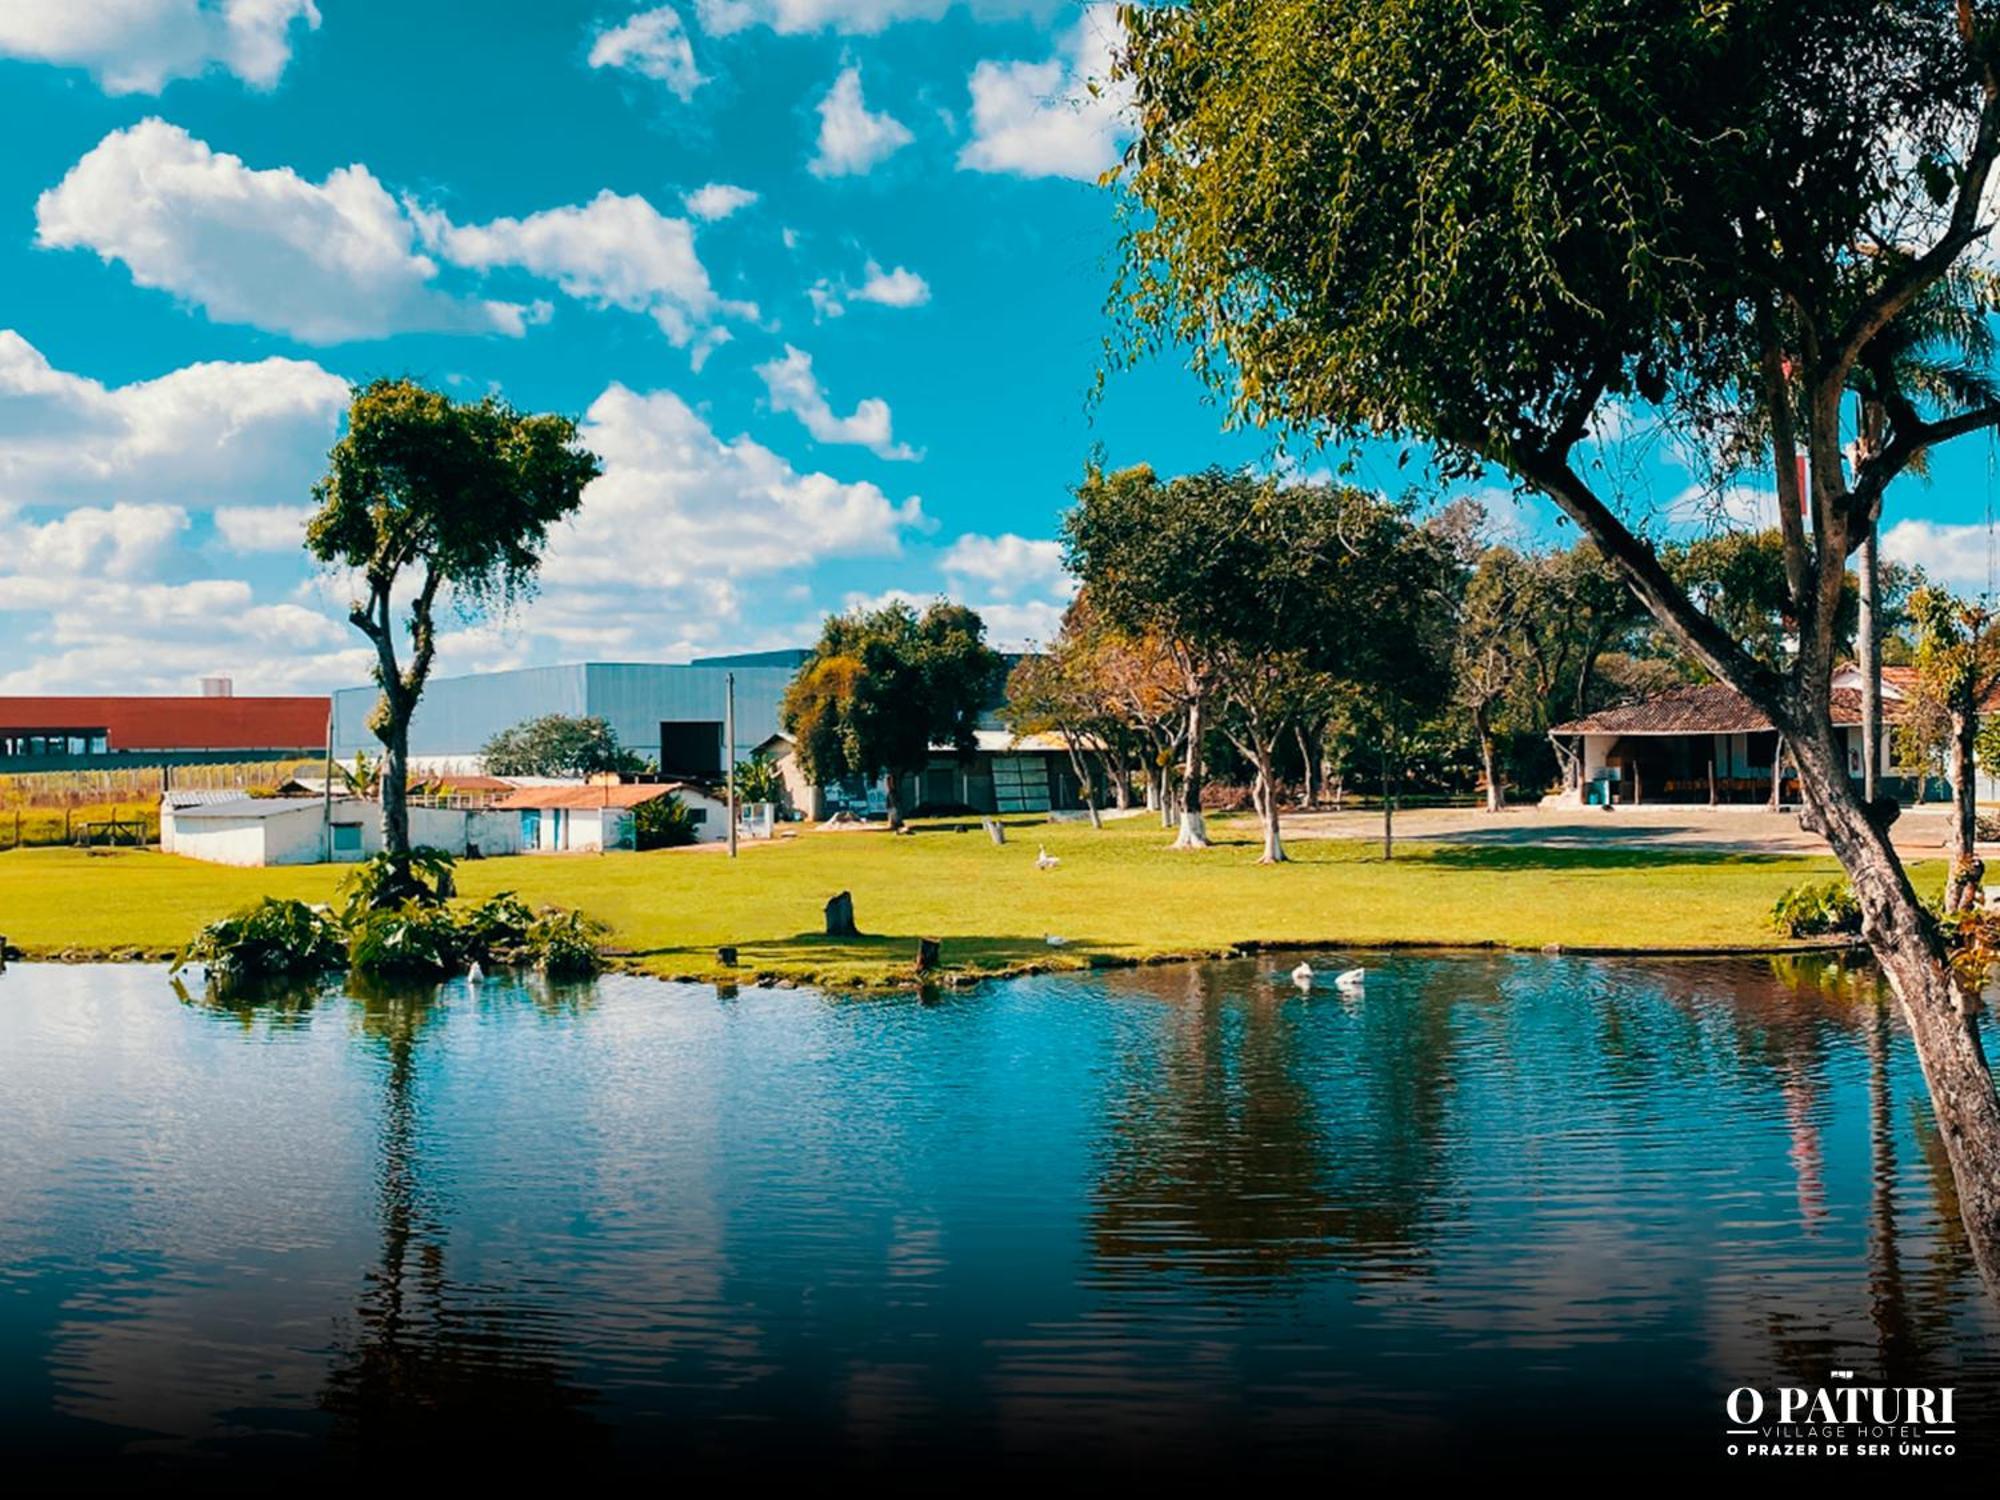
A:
[{"xmin": 0, "ymin": 696, "xmax": 329, "ymax": 768}]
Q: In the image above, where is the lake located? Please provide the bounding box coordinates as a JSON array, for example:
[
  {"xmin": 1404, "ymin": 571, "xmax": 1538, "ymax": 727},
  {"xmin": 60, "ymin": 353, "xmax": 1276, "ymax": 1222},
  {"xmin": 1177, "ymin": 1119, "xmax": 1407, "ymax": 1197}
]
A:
[{"xmin": 1, "ymin": 954, "xmax": 1996, "ymax": 1482}]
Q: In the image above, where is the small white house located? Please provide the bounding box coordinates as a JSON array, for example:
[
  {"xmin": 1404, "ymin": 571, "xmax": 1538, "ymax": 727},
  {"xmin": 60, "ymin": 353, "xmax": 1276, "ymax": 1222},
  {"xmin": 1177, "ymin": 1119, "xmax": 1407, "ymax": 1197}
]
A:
[
  {"xmin": 161, "ymin": 793, "xmax": 519, "ymax": 866},
  {"xmin": 161, "ymin": 796, "xmax": 361, "ymax": 867},
  {"xmin": 493, "ymin": 781, "xmax": 732, "ymax": 852}
]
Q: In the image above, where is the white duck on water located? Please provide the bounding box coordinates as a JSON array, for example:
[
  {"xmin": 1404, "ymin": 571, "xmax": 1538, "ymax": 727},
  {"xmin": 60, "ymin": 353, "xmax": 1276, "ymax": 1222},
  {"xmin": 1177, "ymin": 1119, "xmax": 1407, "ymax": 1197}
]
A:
[
  {"xmin": 1291, "ymin": 962, "xmax": 1314, "ymax": 988},
  {"xmin": 1334, "ymin": 966, "xmax": 1366, "ymax": 993}
]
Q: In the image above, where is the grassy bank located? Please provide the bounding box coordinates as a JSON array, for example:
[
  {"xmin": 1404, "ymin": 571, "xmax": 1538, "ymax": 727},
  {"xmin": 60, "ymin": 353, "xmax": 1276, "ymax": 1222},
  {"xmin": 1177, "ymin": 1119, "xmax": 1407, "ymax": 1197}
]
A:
[{"xmin": 0, "ymin": 814, "xmax": 1897, "ymax": 987}]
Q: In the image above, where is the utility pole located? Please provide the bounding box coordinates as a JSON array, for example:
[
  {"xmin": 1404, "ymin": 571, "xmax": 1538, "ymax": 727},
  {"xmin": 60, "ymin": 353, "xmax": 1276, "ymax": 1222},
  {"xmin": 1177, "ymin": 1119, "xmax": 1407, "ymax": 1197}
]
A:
[{"xmin": 725, "ymin": 671, "xmax": 738, "ymax": 858}]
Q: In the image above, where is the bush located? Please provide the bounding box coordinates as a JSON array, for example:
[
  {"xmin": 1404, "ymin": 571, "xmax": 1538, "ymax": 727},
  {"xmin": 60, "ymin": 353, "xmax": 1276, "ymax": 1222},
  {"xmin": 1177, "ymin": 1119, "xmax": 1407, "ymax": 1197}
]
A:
[
  {"xmin": 337, "ymin": 846, "xmax": 457, "ymax": 921},
  {"xmin": 174, "ymin": 899, "xmax": 344, "ymax": 988},
  {"xmin": 633, "ymin": 793, "xmax": 698, "ymax": 849},
  {"xmin": 1771, "ymin": 879, "xmax": 1862, "ymax": 938},
  {"xmin": 525, "ymin": 907, "xmax": 610, "ymax": 978},
  {"xmin": 457, "ymin": 891, "xmax": 535, "ymax": 958},
  {"xmin": 346, "ymin": 901, "xmax": 468, "ymax": 978}
]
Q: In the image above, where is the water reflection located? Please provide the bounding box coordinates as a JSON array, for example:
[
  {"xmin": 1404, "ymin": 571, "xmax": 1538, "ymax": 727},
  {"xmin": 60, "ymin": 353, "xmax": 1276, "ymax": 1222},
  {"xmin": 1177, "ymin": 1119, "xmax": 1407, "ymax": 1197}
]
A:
[
  {"xmin": 1090, "ymin": 961, "xmax": 1458, "ymax": 1284},
  {"xmin": 2, "ymin": 955, "xmax": 1998, "ymax": 1479}
]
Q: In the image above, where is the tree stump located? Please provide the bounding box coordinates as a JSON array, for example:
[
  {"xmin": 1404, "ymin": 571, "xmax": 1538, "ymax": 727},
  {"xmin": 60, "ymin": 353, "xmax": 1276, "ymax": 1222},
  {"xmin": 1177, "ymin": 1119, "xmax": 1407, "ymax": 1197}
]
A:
[
  {"xmin": 824, "ymin": 891, "xmax": 859, "ymax": 938},
  {"xmin": 916, "ymin": 937, "xmax": 941, "ymax": 972},
  {"xmin": 716, "ymin": 945, "xmax": 738, "ymax": 967},
  {"xmin": 982, "ymin": 818, "xmax": 1006, "ymax": 846}
]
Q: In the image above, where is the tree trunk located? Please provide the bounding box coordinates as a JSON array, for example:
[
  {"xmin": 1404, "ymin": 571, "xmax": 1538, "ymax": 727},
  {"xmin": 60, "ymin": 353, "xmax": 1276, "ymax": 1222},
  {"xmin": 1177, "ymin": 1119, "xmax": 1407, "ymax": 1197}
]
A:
[
  {"xmin": 1173, "ymin": 698, "xmax": 1210, "ymax": 849},
  {"xmin": 1296, "ymin": 723, "xmax": 1319, "ymax": 809},
  {"xmin": 1380, "ymin": 735, "xmax": 1396, "ymax": 860},
  {"xmin": 1476, "ymin": 707, "xmax": 1505, "ymax": 813},
  {"xmin": 1253, "ymin": 742, "xmax": 1286, "ymax": 863},
  {"xmin": 1789, "ymin": 722, "xmax": 2000, "ymax": 1290},
  {"xmin": 1110, "ymin": 745, "xmax": 1132, "ymax": 810},
  {"xmin": 1947, "ymin": 701, "xmax": 1983, "ymax": 913},
  {"xmin": 883, "ymin": 771, "xmax": 904, "ymax": 831},
  {"xmin": 379, "ymin": 710, "xmax": 411, "ymax": 859}
]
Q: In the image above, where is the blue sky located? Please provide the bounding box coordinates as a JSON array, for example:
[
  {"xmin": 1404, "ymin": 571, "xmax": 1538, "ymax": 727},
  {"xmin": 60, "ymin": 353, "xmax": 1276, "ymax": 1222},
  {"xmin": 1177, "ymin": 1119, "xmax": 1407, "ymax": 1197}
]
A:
[{"xmin": 0, "ymin": 1, "xmax": 1994, "ymax": 696}]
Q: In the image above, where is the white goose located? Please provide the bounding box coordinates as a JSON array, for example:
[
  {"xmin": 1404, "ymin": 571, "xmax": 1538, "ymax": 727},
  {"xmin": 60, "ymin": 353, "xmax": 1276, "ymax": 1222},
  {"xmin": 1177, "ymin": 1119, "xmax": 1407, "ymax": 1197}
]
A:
[
  {"xmin": 1290, "ymin": 961, "xmax": 1314, "ymax": 988},
  {"xmin": 1334, "ymin": 966, "xmax": 1366, "ymax": 994},
  {"xmin": 467, "ymin": 960, "xmax": 484, "ymax": 985},
  {"xmin": 1035, "ymin": 845, "xmax": 1060, "ymax": 870}
]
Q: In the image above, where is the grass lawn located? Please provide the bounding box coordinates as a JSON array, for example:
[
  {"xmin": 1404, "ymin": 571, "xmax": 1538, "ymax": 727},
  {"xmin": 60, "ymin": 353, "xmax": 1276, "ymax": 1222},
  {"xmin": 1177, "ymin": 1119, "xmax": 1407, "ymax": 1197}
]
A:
[{"xmin": 0, "ymin": 813, "xmax": 1901, "ymax": 987}]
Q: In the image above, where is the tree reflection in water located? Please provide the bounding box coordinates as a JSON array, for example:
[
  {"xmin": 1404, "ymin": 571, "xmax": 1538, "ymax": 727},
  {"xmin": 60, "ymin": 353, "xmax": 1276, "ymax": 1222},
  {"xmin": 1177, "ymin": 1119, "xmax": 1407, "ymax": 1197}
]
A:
[
  {"xmin": 1088, "ymin": 961, "xmax": 1460, "ymax": 1284},
  {"xmin": 1651, "ymin": 956, "xmax": 1990, "ymax": 1388},
  {"xmin": 313, "ymin": 975, "xmax": 605, "ymax": 1461}
]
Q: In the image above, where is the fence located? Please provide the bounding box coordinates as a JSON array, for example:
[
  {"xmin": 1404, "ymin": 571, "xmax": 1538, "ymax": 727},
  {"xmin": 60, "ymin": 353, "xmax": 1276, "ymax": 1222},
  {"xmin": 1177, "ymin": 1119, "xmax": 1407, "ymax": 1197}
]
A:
[{"xmin": 0, "ymin": 801, "xmax": 160, "ymax": 850}]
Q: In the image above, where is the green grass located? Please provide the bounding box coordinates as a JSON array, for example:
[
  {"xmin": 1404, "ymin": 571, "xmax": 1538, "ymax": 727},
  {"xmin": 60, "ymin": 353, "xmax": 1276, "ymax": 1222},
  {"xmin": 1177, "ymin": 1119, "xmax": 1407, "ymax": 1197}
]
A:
[{"xmin": 0, "ymin": 814, "xmax": 1906, "ymax": 987}]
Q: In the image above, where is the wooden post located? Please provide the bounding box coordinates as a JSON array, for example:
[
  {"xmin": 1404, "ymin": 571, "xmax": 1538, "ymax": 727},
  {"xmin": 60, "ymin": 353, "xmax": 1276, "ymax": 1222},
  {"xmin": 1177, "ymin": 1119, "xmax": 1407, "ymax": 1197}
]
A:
[
  {"xmin": 824, "ymin": 891, "xmax": 858, "ymax": 938},
  {"xmin": 916, "ymin": 937, "xmax": 941, "ymax": 972},
  {"xmin": 1632, "ymin": 761, "xmax": 1642, "ymax": 806},
  {"xmin": 1708, "ymin": 758, "xmax": 1717, "ymax": 807},
  {"xmin": 1771, "ymin": 737, "xmax": 1785, "ymax": 811},
  {"xmin": 983, "ymin": 818, "xmax": 1006, "ymax": 846}
]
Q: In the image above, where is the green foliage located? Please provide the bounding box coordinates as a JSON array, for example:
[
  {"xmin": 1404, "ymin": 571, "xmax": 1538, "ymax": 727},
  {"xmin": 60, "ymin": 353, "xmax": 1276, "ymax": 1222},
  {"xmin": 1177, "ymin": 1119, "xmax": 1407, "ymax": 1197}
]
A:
[
  {"xmin": 1771, "ymin": 880, "xmax": 1862, "ymax": 939},
  {"xmin": 173, "ymin": 898, "xmax": 344, "ymax": 987},
  {"xmin": 456, "ymin": 890, "xmax": 536, "ymax": 956},
  {"xmin": 633, "ymin": 792, "xmax": 698, "ymax": 850},
  {"xmin": 525, "ymin": 908, "xmax": 611, "ymax": 978},
  {"xmin": 482, "ymin": 714, "xmax": 645, "ymax": 777},
  {"xmin": 337, "ymin": 846, "xmax": 457, "ymax": 922},
  {"xmin": 733, "ymin": 753, "xmax": 785, "ymax": 806},
  {"xmin": 781, "ymin": 599, "xmax": 1003, "ymax": 823},
  {"xmin": 346, "ymin": 901, "xmax": 468, "ymax": 978}
]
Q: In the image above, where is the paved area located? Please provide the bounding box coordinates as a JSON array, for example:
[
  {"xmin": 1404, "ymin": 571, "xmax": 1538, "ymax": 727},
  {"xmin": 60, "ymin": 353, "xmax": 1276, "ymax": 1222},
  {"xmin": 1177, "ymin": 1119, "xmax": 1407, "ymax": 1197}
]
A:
[{"xmin": 1281, "ymin": 803, "xmax": 1982, "ymax": 860}]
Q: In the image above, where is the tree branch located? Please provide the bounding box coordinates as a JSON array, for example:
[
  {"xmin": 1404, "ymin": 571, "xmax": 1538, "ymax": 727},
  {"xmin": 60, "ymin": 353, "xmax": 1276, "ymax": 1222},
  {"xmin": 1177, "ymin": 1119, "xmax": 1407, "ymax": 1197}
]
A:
[{"xmin": 1515, "ymin": 451, "xmax": 1785, "ymax": 713}]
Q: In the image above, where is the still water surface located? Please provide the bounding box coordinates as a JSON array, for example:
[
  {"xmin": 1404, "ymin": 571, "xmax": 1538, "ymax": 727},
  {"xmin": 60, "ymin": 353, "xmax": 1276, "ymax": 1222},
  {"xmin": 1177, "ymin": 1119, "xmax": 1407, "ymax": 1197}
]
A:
[{"xmin": 1, "ymin": 955, "xmax": 1996, "ymax": 1480}]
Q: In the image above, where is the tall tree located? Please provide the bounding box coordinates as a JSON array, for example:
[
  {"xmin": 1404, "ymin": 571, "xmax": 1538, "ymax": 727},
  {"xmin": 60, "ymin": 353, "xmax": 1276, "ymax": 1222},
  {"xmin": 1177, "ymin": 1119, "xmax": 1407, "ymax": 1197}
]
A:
[
  {"xmin": 1455, "ymin": 545, "xmax": 1538, "ymax": 812},
  {"xmin": 308, "ymin": 380, "xmax": 600, "ymax": 871},
  {"xmin": 780, "ymin": 600, "xmax": 1002, "ymax": 829},
  {"xmin": 1113, "ymin": 0, "xmax": 2000, "ymax": 1279}
]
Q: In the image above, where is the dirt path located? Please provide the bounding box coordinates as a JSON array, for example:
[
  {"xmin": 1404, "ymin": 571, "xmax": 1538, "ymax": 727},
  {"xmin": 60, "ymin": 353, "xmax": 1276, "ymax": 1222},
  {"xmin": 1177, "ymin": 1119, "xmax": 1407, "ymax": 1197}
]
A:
[{"xmin": 1281, "ymin": 803, "xmax": 1978, "ymax": 860}]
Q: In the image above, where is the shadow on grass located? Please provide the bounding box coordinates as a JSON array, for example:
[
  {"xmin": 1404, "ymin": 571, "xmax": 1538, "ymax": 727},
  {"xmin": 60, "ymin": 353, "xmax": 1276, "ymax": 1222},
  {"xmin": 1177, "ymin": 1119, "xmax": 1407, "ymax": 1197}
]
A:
[{"xmin": 1406, "ymin": 841, "xmax": 1806, "ymax": 872}]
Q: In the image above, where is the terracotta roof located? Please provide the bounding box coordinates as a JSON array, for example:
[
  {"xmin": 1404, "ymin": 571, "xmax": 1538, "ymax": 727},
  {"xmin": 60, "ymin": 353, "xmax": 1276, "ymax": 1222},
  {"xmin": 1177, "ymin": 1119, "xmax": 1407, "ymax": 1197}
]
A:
[
  {"xmin": 1554, "ymin": 682, "xmax": 1898, "ymax": 736},
  {"xmin": 493, "ymin": 783, "xmax": 704, "ymax": 811},
  {"xmin": 0, "ymin": 696, "xmax": 327, "ymax": 750}
]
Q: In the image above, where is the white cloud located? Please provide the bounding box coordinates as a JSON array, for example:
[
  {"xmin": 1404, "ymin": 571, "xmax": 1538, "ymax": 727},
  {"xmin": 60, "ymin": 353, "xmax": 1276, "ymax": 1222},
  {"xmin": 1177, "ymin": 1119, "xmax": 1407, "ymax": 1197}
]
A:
[
  {"xmin": 1881, "ymin": 518, "xmax": 1998, "ymax": 590},
  {"xmin": 415, "ymin": 189, "xmax": 748, "ymax": 353},
  {"xmin": 0, "ymin": 502, "xmax": 189, "ymax": 580},
  {"xmin": 756, "ymin": 345, "xmax": 918, "ymax": 461},
  {"xmin": 469, "ymin": 381, "xmax": 927, "ymax": 658},
  {"xmin": 806, "ymin": 257, "xmax": 929, "ymax": 318},
  {"xmin": 810, "ymin": 65, "xmax": 913, "ymax": 178},
  {"xmin": 0, "ymin": 0, "xmax": 320, "ymax": 95},
  {"xmin": 941, "ymin": 532, "xmax": 1069, "ymax": 598},
  {"xmin": 0, "ymin": 329, "xmax": 347, "ymax": 505},
  {"xmin": 213, "ymin": 503, "xmax": 314, "ymax": 552},
  {"xmin": 960, "ymin": 3, "xmax": 1130, "ymax": 182},
  {"xmin": 697, "ymin": 0, "xmax": 1047, "ymax": 35},
  {"xmin": 35, "ymin": 120, "xmax": 533, "ymax": 343},
  {"xmin": 970, "ymin": 596, "xmax": 1066, "ymax": 647},
  {"xmin": 685, "ymin": 181, "xmax": 758, "ymax": 221},
  {"xmin": 587, "ymin": 5, "xmax": 704, "ymax": 100},
  {"xmin": 854, "ymin": 261, "xmax": 929, "ymax": 307}
]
